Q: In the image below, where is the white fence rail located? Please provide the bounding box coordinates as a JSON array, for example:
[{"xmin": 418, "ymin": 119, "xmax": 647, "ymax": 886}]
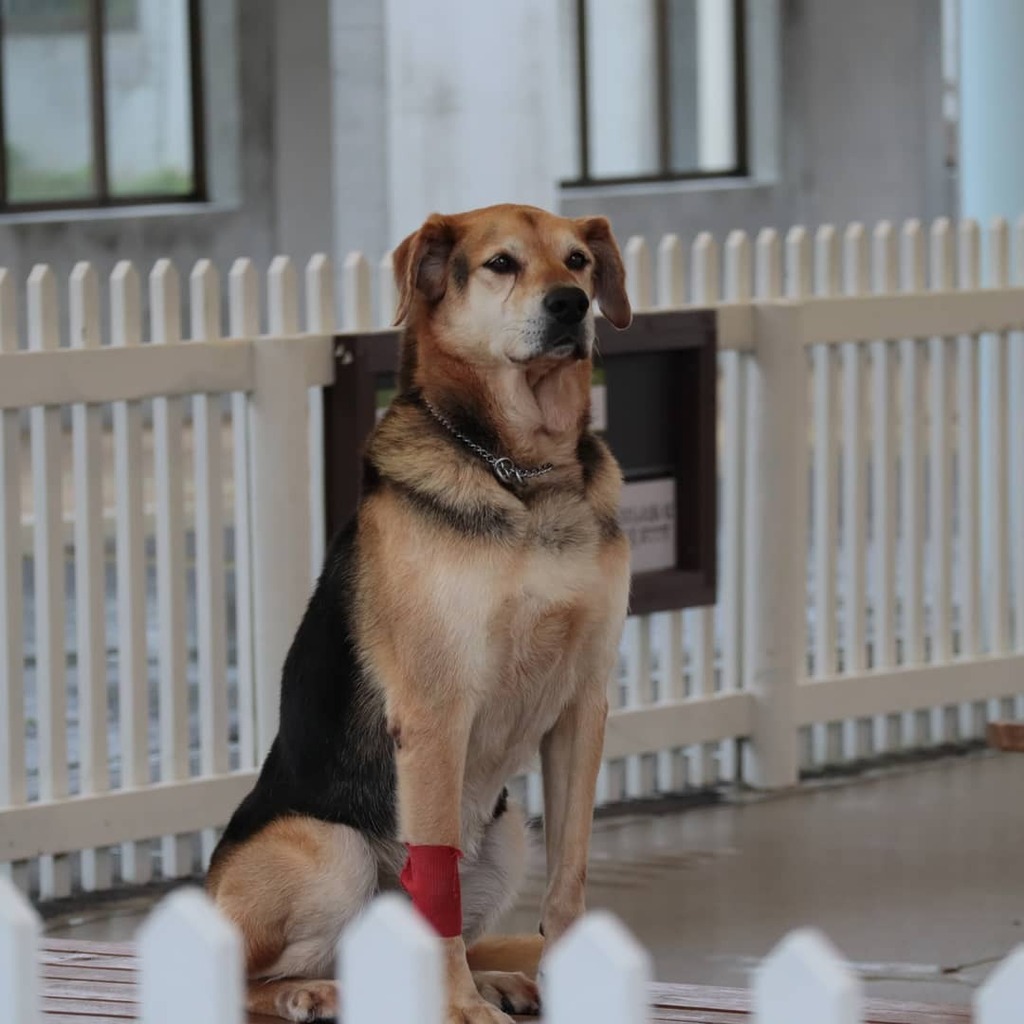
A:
[
  {"xmin": 0, "ymin": 215, "xmax": 1023, "ymax": 899},
  {"xmin": 1, "ymin": 877, "xmax": 1021, "ymax": 1023}
]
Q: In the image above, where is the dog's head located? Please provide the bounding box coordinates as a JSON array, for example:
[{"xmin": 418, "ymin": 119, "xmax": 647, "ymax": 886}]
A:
[{"xmin": 392, "ymin": 204, "xmax": 631, "ymax": 369}]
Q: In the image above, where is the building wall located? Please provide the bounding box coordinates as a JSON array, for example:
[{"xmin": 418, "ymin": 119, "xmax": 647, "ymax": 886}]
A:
[
  {"xmin": 561, "ymin": 0, "xmax": 948, "ymax": 243},
  {"xmin": 0, "ymin": 0, "xmax": 279, "ymax": 326},
  {"xmin": 0, "ymin": 0, "xmax": 949, "ymax": 310}
]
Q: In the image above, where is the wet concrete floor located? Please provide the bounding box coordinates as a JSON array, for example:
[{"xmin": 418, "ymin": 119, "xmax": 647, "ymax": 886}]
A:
[{"xmin": 45, "ymin": 752, "xmax": 1023, "ymax": 1006}]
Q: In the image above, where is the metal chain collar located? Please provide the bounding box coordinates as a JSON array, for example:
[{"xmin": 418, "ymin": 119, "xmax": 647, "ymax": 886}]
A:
[{"xmin": 421, "ymin": 399, "xmax": 554, "ymax": 486}]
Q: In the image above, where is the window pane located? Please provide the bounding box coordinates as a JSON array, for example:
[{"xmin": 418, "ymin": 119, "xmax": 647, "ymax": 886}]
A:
[
  {"xmin": 584, "ymin": 0, "xmax": 659, "ymax": 179},
  {"xmin": 693, "ymin": 0, "xmax": 737, "ymax": 173},
  {"xmin": 104, "ymin": 0, "xmax": 194, "ymax": 197},
  {"xmin": 667, "ymin": 0, "xmax": 699, "ymax": 173},
  {"xmin": 1, "ymin": 0, "xmax": 97, "ymax": 203}
]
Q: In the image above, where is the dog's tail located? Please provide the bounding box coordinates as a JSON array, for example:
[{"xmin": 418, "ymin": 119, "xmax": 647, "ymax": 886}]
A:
[{"xmin": 466, "ymin": 934, "xmax": 545, "ymax": 978}]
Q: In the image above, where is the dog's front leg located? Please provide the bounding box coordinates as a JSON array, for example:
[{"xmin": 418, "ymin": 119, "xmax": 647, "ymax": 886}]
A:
[
  {"xmin": 391, "ymin": 697, "xmax": 512, "ymax": 1024},
  {"xmin": 538, "ymin": 688, "xmax": 609, "ymax": 946}
]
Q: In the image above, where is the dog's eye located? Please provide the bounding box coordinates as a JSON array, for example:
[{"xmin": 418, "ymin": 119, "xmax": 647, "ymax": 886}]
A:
[
  {"xmin": 566, "ymin": 251, "xmax": 589, "ymax": 271},
  {"xmin": 485, "ymin": 253, "xmax": 517, "ymax": 274}
]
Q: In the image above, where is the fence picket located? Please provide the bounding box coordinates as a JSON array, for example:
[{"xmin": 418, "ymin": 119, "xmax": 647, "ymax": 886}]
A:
[
  {"xmin": 869, "ymin": 223, "xmax": 899, "ymax": 751},
  {"xmin": 900, "ymin": 220, "xmax": 926, "ymax": 697},
  {"xmin": 0, "ymin": 876, "xmax": 41, "ymax": 1024},
  {"xmin": 976, "ymin": 945, "xmax": 1024, "ymax": 1024},
  {"xmin": 986, "ymin": 220, "xmax": 1011, "ymax": 666},
  {"xmin": 109, "ymin": 262, "xmax": 152, "ymax": 885},
  {"xmin": 841, "ymin": 225, "xmax": 869, "ymax": 757},
  {"xmin": 653, "ymin": 235, "xmax": 687, "ymax": 792},
  {"xmin": 656, "ymin": 233, "xmax": 686, "ymax": 307},
  {"xmin": 150, "ymin": 260, "xmax": 191, "ymax": 879},
  {"xmin": 957, "ymin": 220, "xmax": 983, "ymax": 735},
  {"xmin": 753, "ymin": 928, "xmax": 861, "ymax": 1024},
  {"xmin": 689, "ymin": 233, "xmax": 718, "ymax": 784},
  {"xmin": 268, "ymin": 256, "xmax": 300, "ymax": 335},
  {"xmin": 1013, "ymin": 220, "xmax": 1024, "ymax": 666},
  {"xmin": 811, "ymin": 226, "xmax": 840, "ymax": 761},
  {"xmin": 544, "ymin": 912, "xmax": 651, "ymax": 1024},
  {"xmin": 227, "ymin": 259, "xmax": 259, "ymax": 772},
  {"xmin": 624, "ymin": 236, "xmax": 653, "ymax": 311},
  {"xmin": 748, "ymin": 228, "xmax": 782, "ymax": 709},
  {"xmin": 139, "ymin": 888, "xmax": 243, "ymax": 1024},
  {"xmin": 305, "ymin": 254, "xmax": 335, "ymax": 580},
  {"xmin": 342, "ymin": 252, "xmax": 373, "ymax": 332},
  {"xmin": 190, "ymin": 261, "xmax": 229, "ymax": 868},
  {"xmin": 28, "ymin": 266, "xmax": 70, "ymax": 899},
  {"xmin": 927, "ymin": 220, "xmax": 955, "ymax": 675},
  {"xmin": 341, "ymin": 895, "xmax": 443, "ymax": 1024},
  {"xmin": 69, "ymin": 263, "xmax": 112, "ymax": 891},
  {"xmin": 0, "ymin": 271, "xmax": 26, "ymax": 891},
  {"xmin": 722, "ymin": 232, "xmax": 750, "ymax": 705},
  {"xmin": 378, "ymin": 251, "xmax": 397, "ymax": 329}
]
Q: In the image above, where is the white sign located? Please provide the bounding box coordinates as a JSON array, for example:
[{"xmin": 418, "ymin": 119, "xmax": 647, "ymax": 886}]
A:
[{"xmin": 620, "ymin": 477, "xmax": 676, "ymax": 573}]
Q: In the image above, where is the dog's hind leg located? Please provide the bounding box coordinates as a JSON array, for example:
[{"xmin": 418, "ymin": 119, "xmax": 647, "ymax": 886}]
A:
[
  {"xmin": 460, "ymin": 799, "xmax": 541, "ymax": 1016},
  {"xmin": 208, "ymin": 816, "xmax": 377, "ymax": 1022}
]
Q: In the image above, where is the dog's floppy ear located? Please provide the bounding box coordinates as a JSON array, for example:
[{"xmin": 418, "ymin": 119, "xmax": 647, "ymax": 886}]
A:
[
  {"xmin": 392, "ymin": 214, "xmax": 457, "ymax": 325},
  {"xmin": 576, "ymin": 216, "xmax": 631, "ymax": 329}
]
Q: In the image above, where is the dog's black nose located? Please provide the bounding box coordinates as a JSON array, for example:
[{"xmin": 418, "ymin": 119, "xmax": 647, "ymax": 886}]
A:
[{"xmin": 544, "ymin": 286, "xmax": 590, "ymax": 326}]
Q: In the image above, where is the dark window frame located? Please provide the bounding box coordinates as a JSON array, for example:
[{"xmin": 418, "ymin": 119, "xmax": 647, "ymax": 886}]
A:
[
  {"xmin": 0, "ymin": 0, "xmax": 206, "ymax": 213},
  {"xmin": 567, "ymin": 0, "xmax": 748, "ymax": 188}
]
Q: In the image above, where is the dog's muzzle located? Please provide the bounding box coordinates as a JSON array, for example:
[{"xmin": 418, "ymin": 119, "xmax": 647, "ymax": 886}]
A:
[{"xmin": 541, "ymin": 286, "xmax": 590, "ymax": 358}]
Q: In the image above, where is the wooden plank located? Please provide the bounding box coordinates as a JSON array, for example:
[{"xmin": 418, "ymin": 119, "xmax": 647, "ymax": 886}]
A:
[
  {"xmin": 798, "ymin": 654, "xmax": 1024, "ymax": 724},
  {"xmin": 0, "ymin": 342, "xmax": 254, "ymax": 410},
  {"xmin": 0, "ymin": 771, "xmax": 256, "ymax": 862},
  {"xmin": 29, "ymin": 265, "xmax": 71, "ymax": 900},
  {"xmin": 793, "ymin": 286, "xmax": 1024, "ymax": 346}
]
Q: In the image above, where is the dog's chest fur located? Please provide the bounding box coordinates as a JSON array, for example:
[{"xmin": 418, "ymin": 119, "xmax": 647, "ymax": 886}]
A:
[{"xmin": 362, "ymin": 475, "xmax": 627, "ymax": 848}]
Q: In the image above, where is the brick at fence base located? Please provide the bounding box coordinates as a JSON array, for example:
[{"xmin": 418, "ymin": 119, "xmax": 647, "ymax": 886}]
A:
[{"xmin": 987, "ymin": 721, "xmax": 1024, "ymax": 752}]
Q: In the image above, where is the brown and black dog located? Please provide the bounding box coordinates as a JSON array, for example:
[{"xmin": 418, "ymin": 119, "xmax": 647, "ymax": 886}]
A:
[{"xmin": 206, "ymin": 204, "xmax": 632, "ymax": 1023}]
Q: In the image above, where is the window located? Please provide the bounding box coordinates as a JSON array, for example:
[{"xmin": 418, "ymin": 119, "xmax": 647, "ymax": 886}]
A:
[
  {"xmin": 0, "ymin": 0, "xmax": 205, "ymax": 211},
  {"xmin": 570, "ymin": 0, "xmax": 747, "ymax": 185}
]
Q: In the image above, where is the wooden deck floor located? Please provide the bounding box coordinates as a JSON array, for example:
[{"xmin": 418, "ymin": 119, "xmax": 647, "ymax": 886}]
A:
[{"xmin": 40, "ymin": 938, "xmax": 972, "ymax": 1023}]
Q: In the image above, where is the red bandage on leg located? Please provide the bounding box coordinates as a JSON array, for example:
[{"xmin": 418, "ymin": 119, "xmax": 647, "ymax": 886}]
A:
[{"xmin": 400, "ymin": 844, "xmax": 463, "ymax": 938}]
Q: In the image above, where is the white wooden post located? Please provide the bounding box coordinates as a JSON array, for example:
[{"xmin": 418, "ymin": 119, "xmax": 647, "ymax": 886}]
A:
[
  {"xmin": 0, "ymin": 270, "xmax": 27, "ymax": 892},
  {"xmin": 250, "ymin": 258, "xmax": 313, "ymax": 759},
  {"xmin": 0, "ymin": 876, "xmax": 41, "ymax": 1024},
  {"xmin": 543, "ymin": 911, "xmax": 652, "ymax": 1024},
  {"xmin": 341, "ymin": 895, "xmax": 443, "ymax": 1024},
  {"xmin": 378, "ymin": 251, "xmax": 397, "ymax": 329},
  {"xmin": 28, "ymin": 265, "xmax": 70, "ymax": 899},
  {"xmin": 70, "ymin": 262, "xmax": 112, "ymax": 892},
  {"xmin": 342, "ymin": 252, "xmax": 373, "ymax": 332},
  {"xmin": 753, "ymin": 928, "xmax": 861, "ymax": 1024},
  {"xmin": 744, "ymin": 269, "xmax": 806, "ymax": 789},
  {"xmin": 228, "ymin": 259, "xmax": 260, "ymax": 772},
  {"xmin": 111, "ymin": 261, "xmax": 153, "ymax": 885},
  {"xmin": 190, "ymin": 261, "xmax": 229, "ymax": 868},
  {"xmin": 138, "ymin": 888, "xmax": 244, "ymax": 1024},
  {"xmin": 305, "ymin": 253, "xmax": 336, "ymax": 581},
  {"xmin": 689, "ymin": 233, "xmax": 719, "ymax": 786},
  {"xmin": 151, "ymin": 260, "xmax": 192, "ymax": 879},
  {"xmin": 975, "ymin": 945, "xmax": 1024, "ymax": 1024},
  {"xmin": 654, "ymin": 234, "xmax": 686, "ymax": 794}
]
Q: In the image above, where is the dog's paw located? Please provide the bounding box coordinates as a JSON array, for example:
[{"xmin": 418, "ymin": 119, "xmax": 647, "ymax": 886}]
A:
[
  {"xmin": 446, "ymin": 994, "xmax": 516, "ymax": 1024},
  {"xmin": 280, "ymin": 980, "xmax": 339, "ymax": 1022},
  {"xmin": 473, "ymin": 970, "xmax": 541, "ymax": 1016}
]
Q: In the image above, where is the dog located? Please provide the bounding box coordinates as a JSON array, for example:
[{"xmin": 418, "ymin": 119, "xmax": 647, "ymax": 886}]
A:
[{"xmin": 206, "ymin": 204, "xmax": 632, "ymax": 1023}]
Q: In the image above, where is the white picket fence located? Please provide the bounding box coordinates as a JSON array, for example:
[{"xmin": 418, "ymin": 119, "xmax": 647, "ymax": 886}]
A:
[
  {"xmin": 1, "ymin": 876, "xmax": 1021, "ymax": 1023},
  {"xmin": 1, "ymin": 215, "xmax": 1023, "ymax": 901}
]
